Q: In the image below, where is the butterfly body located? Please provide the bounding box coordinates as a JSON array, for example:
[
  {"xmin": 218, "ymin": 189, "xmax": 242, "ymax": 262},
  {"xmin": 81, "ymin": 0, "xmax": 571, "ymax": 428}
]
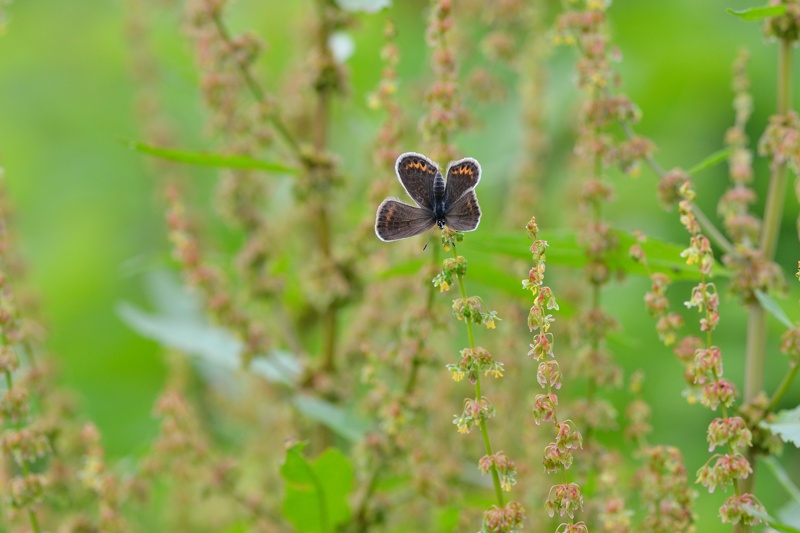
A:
[{"xmin": 375, "ymin": 152, "xmax": 482, "ymax": 242}]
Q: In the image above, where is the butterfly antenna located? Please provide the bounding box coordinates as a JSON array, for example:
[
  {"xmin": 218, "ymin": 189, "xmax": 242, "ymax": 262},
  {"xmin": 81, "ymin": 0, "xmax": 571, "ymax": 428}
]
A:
[{"xmin": 422, "ymin": 227, "xmax": 436, "ymax": 251}]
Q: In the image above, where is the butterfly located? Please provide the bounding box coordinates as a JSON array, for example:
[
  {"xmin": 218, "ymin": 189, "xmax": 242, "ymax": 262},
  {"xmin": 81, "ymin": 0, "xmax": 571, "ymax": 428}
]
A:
[{"xmin": 375, "ymin": 152, "xmax": 482, "ymax": 242}]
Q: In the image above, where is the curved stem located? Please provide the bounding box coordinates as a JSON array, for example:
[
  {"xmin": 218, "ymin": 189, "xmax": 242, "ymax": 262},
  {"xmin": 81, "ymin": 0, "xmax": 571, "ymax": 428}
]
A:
[{"xmin": 767, "ymin": 363, "xmax": 800, "ymax": 413}]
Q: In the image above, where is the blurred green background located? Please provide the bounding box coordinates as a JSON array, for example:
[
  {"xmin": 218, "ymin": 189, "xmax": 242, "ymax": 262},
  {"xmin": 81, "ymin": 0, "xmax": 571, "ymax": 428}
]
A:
[{"xmin": 1, "ymin": 0, "xmax": 799, "ymax": 530}]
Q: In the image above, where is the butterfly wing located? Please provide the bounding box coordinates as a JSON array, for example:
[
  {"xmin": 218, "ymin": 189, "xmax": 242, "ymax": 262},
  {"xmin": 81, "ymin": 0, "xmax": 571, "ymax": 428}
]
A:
[
  {"xmin": 395, "ymin": 152, "xmax": 439, "ymax": 210},
  {"xmin": 375, "ymin": 199, "xmax": 437, "ymax": 241},
  {"xmin": 444, "ymin": 189, "xmax": 481, "ymax": 232},
  {"xmin": 444, "ymin": 157, "xmax": 481, "ymax": 206}
]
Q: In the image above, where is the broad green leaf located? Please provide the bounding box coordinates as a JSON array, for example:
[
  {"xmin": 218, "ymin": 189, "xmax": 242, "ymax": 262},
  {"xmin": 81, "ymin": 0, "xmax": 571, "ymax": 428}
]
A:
[
  {"xmin": 741, "ymin": 505, "xmax": 800, "ymax": 533},
  {"xmin": 762, "ymin": 456, "xmax": 800, "ymax": 504},
  {"xmin": 727, "ymin": 4, "xmax": 787, "ymax": 21},
  {"xmin": 118, "ymin": 271, "xmax": 302, "ymax": 386},
  {"xmin": 687, "ymin": 147, "xmax": 732, "ymax": 176},
  {"xmin": 762, "ymin": 405, "xmax": 800, "ymax": 448},
  {"xmin": 124, "ymin": 139, "xmax": 301, "ymax": 175},
  {"xmin": 755, "ymin": 289, "xmax": 795, "ymax": 329},
  {"xmin": 468, "ymin": 229, "xmax": 728, "ymax": 281},
  {"xmin": 292, "ymin": 395, "xmax": 373, "ymax": 442},
  {"xmin": 281, "ymin": 443, "xmax": 354, "ymax": 533}
]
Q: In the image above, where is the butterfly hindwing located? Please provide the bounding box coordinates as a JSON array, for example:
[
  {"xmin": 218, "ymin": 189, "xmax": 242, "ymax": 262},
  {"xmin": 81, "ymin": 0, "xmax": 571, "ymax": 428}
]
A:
[
  {"xmin": 444, "ymin": 189, "xmax": 481, "ymax": 232},
  {"xmin": 395, "ymin": 152, "xmax": 439, "ymax": 211},
  {"xmin": 375, "ymin": 198, "xmax": 437, "ymax": 241},
  {"xmin": 444, "ymin": 157, "xmax": 481, "ymax": 206}
]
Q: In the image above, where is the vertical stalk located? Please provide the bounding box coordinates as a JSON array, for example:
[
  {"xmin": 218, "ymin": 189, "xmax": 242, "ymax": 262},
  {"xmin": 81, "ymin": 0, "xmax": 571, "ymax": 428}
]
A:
[
  {"xmin": 451, "ymin": 243, "xmax": 505, "ymax": 508},
  {"xmin": 745, "ymin": 38, "xmax": 792, "ymax": 403},
  {"xmin": 313, "ymin": 0, "xmax": 337, "ymax": 375}
]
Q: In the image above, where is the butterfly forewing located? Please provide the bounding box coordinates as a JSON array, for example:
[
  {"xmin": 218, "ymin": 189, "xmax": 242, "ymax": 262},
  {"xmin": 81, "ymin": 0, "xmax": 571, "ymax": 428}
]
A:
[
  {"xmin": 375, "ymin": 199, "xmax": 437, "ymax": 241},
  {"xmin": 395, "ymin": 152, "xmax": 440, "ymax": 210},
  {"xmin": 444, "ymin": 158, "xmax": 481, "ymax": 205},
  {"xmin": 444, "ymin": 189, "xmax": 481, "ymax": 232}
]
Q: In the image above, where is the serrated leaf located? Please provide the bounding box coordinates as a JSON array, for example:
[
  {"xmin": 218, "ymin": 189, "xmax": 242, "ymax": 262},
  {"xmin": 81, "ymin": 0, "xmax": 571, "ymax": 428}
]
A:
[
  {"xmin": 292, "ymin": 395, "xmax": 373, "ymax": 442},
  {"xmin": 727, "ymin": 4, "xmax": 787, "ymax": 21},
  {"xmin": 124, "ymin": 139, "xmax": 301, "ymax": 175},
  {"xmin": 763, "ymin": 405, "xmax": 800, "ymax": 448},
  {"xmin": 687, "ymin": 147, "xmax": 732, "ymax": 175},
  {"xmin": 755, "ymin": 289, "xmax": 795, "ymax": 329},
  {"xmin": 281, "ymin": 443, "xmax": 354, "ymax": 533}
]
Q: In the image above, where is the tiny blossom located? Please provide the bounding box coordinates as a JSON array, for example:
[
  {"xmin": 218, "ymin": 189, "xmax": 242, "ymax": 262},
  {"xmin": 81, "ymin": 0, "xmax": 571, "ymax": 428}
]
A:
[
  {"xmin": 707, "ymin": 416, "xmax": 752, "ymax": 452},
  {"xmin": 655, "ymin": 313, "xmax": 683, "ymax": 346},
  {"xmin": 452, "ymin": 296, "xmax": 500, "ymax": 328},
  {"xmin": 780, "ymin": 326, "xmax": 800, "ymax": 363},
  {"xmin": 692, "ymin": 346, "xmax": 723, "ymax": 384},
  {"xmin": 556, "ymin": 523, "xmax": 589, "ymax": 533},
  {"xmin": 543, "ymin": 443, "xmax": 573, "ymax": 473},
  {"xmin": 537, "ymin": 360, "xmax": 562, "ymax": 389},
  {"xmin": 532, "ymin": 393, "xmax": 558, "ymax": 425},
  {"xmin": 446, "ymin": 347, "xmax": 503, "ymax": 384},
  {"xmin": 701, "ymin": 379, "xmax": 736, "ymax": 410},
  {"xmin": 554, "ymin": 421, "xmax": 583, "ymax": 451},
  {"xmin": 696, "ymin": 453, "xmax": 752, "ymax": 493},
  {"xmin": 482, "ymin": 501, "xmax": 525, "ymax": 533},
  {"xmin": 453, "ymin": 398, "xmax": 496, "ymax": 433},
  {"xmin": 479, "ymin": 452, "xmax": 517, "ymax": 491},
  {"xmin": 0, "ymin": 345, "xmax": 18, "ymax": 373},
  {"xmin": 672, "ymin": 335, "xmax": 703, "ymax": 364},
  {"xmin": 528, "ymin": 332, "xmax": 554, "ymax": 360},
  {"xmin": 545, "ymin": 483, "xmax": 583, "ymax": 519},
  {"xmin": 0, "ymin": 387, "xmax": 30, "ymax": 424},
  {"xmin": 657, "ymin": 168, "xmax": 692, "ymax": 208},
  {"xmin": 720, "ymin": 493, "xmax": 765, "ymax": 525},
  {"xmin": 8, "ymin": 474, "xmax": 46, "ymax": 509},
  {"xmin": 1, "ymin": 426, "xmax": 50, "ymax": 465}
]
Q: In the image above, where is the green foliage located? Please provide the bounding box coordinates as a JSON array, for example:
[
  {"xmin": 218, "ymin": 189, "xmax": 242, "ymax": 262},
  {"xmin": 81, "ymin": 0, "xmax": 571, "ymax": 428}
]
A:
[
  {"xmin": 280, "ymin": 442, "xmax": 354, "ymax": 533},
  {"xmin": 764, "ymin": 405, "xmax": 800, "ymax": 447},
  {"xmin": 727, "ymin": 4, "xmax": 787, "ymax": 21},
  {"xmin": 126, "ymin": 139, "xmax": 301, "ymax": 175}
]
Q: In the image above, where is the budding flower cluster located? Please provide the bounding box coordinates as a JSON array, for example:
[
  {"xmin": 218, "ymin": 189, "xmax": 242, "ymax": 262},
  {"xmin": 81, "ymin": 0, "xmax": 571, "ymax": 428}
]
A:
[
  {"xmin": 438, "ymin": 231, "xmax": 520, "ymax": 532},
  {"xmin": 524, "ymin": 217, "xmax": 586, "ymax": 531},
  {"xmin": 675, "ymin": 180, "xmax": 760, "ymax": 524}
]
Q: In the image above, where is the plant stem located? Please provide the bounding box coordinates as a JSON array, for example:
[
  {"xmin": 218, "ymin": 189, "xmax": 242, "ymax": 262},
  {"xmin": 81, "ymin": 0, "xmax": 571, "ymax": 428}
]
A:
[
  {"xmin": 451, "ymin": 242, "xmax": 505, "ymax": 508},
  {"xmin": 745, "ymin": 38, "xmax": 793, "ymax": 404},
  {"xmin": 766, "ymin": 363, "xmax": 800, "ymax": 413},
  {"xmin": 314, "ymin": 0, "xmax": 338, "ymax": 377}
]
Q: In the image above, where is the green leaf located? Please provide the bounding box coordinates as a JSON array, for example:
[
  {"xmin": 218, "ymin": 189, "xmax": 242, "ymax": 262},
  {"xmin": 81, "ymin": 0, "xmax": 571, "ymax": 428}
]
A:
[
  {"xmin": 281, "ymin": 443, "xmax": 354, "ymax": 533},
  {"xmin": 762, "ymin": 405, "xmax": 800, "ymax": 448},
  {"xmin": 468, "ymin": 229, "xmax": 728, "ymax": 281},
  {"xmin": 741, "ymin": 505, "xmax": 800, "ymax": 533},
  {"xmin": 755, "ymin": 289, "xmax": 795, "ymax": 329},
  {"xmin": 727, "ymin": 4, "xmax": 787, "ymax": 21},
  {"xmin": 124, "ymin": 139, "xmax": 301, "ymax": 175},
  {"xmin": 762, "ymin": 456, "xmax": 800, "ymax": 504},
  {"xmin": 687, "ymin": 147, "xmax": 732, "ymax": 176},
  {"xmin": 292, "ymin": 395, "xmax": 373, "ymax": 442},
  {"xmin": 118, "ymin": 271, "xmax": 302, "ymax": 386}
]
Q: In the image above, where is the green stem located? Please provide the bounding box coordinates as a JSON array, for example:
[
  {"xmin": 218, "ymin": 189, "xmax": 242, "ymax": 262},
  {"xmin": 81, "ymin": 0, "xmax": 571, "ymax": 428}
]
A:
[
  {"xmin": 451, "ymin": 242, "xmax": 505, "ymax": 508},
  {"xmin": 745, "ymin": 35, "xmax": 793, "ymax": 408},
  {"xmin": 744, "ymin": 305, "xmax": 766, "ymax": 402},
  {"xmin": 767, "ymin": 363, "xmax": 800, "ymax": 413}
]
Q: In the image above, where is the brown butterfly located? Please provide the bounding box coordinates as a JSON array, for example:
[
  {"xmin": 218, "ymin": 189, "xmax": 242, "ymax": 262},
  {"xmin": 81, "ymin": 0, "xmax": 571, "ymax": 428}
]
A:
[{"xmin": 375, "ymin": 152, "xmax": 482, "ymax": 242}]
